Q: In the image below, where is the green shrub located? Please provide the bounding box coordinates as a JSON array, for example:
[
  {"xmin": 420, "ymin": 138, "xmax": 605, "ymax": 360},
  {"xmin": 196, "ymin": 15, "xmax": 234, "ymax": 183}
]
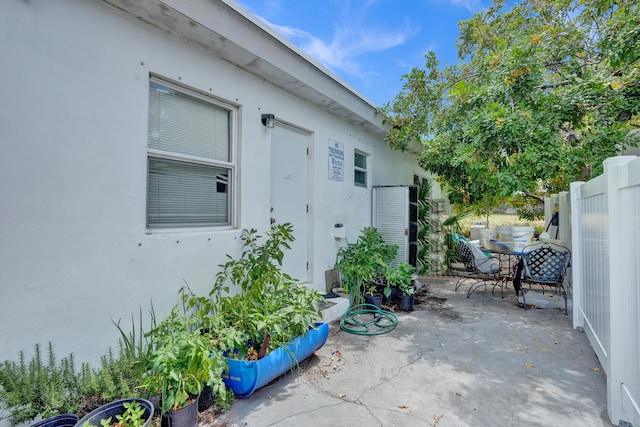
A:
[
  {"xmin": 334, "ymin": 227, "xmax": 397, "ymax": 305},
  {"xmin": 0, "ymin": 343, "xmax": 82, "ymax": 424},
  {"xmin": 182, "ymin": 223, "xmax": 323, "ymax": 385},
  {"xmin": 0, "ymin": 316, "xmax": 152, "ymax": 425}
]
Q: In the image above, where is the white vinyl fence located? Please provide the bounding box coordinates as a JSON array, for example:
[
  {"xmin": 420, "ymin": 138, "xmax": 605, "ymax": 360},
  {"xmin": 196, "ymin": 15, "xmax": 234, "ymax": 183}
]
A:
[{"xmin": 571, "ymin": 156, "xmax": 640, "ymax": 426}]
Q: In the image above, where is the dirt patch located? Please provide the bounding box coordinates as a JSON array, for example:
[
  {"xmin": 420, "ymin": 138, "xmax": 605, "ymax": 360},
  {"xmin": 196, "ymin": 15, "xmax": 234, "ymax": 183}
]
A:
[
  {"xmin": 329, "ymin": 319, "xmax": 343, "ymax": 336},
  {"xmin": 319, "ymin": 299, "xmax": 336, "ymax": 311},
  {"xmin": 413, "ymin": 286, "xmax": 462, "ymax": 321},
  {"xmin": 199, "ymin": 407, "xmax": 234, "ymax": 427}
]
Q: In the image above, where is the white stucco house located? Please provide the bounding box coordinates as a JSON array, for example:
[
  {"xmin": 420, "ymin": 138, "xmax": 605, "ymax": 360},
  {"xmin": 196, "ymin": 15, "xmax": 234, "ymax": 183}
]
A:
[{"xmin": 0, "ymin": 0, "xmax": 430, "ymax": 365}]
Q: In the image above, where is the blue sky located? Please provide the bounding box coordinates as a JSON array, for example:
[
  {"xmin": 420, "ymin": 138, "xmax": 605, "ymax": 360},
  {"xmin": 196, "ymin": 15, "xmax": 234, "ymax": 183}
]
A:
[{"xmin": 236, "ymin": 0, "xmax": 491, "ymax": 106}]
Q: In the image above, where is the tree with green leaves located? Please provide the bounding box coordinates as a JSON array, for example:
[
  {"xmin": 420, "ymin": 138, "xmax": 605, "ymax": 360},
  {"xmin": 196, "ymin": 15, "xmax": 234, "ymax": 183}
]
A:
[{"xmin": 382, "ymin": 0, "xmax": 639, "ymax": 210}]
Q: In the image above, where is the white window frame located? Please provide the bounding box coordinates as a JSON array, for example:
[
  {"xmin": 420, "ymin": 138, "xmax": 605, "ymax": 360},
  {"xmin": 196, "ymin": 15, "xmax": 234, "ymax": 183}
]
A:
[
  {"xmin": 354, "ymin": 150, "xmax": 368, "ymax": 188},
  {"xmin": 146, "ymin": 77, "xmax": 236, "ymax": 230}
]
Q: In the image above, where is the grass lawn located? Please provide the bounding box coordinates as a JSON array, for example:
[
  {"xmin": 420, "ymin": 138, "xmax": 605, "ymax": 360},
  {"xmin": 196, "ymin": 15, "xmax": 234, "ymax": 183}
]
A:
[{"xmin": 458, "ymin": 214, "xmax": 546, "ymax": 236}]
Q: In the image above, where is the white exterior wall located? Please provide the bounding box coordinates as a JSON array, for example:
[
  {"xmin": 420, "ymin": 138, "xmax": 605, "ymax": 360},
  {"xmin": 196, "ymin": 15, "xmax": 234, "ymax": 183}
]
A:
[{"xmin": 0, "ymin": 0, "xmax": 423, "ymax": 364}]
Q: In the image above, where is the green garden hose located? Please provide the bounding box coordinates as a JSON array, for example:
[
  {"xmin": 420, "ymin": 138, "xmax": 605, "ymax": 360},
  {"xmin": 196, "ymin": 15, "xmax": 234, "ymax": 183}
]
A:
[{"xmin": 340, "ymin": 303, "xmax": 398, "ymax": 335}]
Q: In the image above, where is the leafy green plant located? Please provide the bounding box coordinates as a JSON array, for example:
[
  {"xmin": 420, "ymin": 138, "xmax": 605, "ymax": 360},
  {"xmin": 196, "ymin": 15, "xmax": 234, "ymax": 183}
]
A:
[
  {"xmin": 382, "ymin": 1, "xmax": 640, "ymax": 211},
  {"xmin": 81, "ymin": 418, "xmax": 112, "ymax": 427},
  {"xmin": 184, "ymin": 224, "xmax": 323, "ymax": 363},
  {"xmin": 141, "ymin": 308, "xmax": 226, "ymax": 416},
  {"xmin": 365, "ymin": 282, "xmax": 380, "ymax": 297},
  {"xmin": 116, "ymin": 400, "xmax": 146, "ymax": 427},
  {"xmin": 1, "ymin": 224, "xmax": 319, "ymax": 421},
  {"xmin": 334, "ymin": 227, "xmax": 397, "ymax": 305},
  {"xmin": 81, "ymin": 400, "xmax": 147, "ymax": 427},
  {"xmin": 387, "ymin": 262, "xmax": 416, "ymax": 296}
]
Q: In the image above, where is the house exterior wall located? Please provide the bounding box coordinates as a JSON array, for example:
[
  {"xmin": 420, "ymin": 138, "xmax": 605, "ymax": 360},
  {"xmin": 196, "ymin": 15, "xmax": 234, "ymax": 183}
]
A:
[{"xmin": 0, "ymin": 0, "xmax": 424, "ymax": 364}]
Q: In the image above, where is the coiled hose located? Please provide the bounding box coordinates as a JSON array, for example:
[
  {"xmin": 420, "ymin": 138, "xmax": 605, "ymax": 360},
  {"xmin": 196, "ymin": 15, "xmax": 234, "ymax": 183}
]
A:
[{"xmin": 340, "ymin": 303, "xmax": 398, "ymax": 335}]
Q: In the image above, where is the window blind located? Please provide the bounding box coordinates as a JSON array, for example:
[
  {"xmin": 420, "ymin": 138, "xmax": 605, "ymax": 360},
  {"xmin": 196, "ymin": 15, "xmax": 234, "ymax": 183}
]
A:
[
  {"xmin": 146, "ymin": 80, "xmax": 233, "ymax": 228},
  {"xmin": 148, "ymin": 81, "xmax": 230, "ymax": 162},
  {"xmin": 147, "ymin": 158, "xmax": 230, "ymax": 227}
]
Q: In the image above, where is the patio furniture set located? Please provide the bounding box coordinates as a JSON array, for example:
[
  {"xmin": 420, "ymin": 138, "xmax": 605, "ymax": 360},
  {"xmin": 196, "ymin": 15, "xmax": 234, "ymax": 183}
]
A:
[{"xmin": 453, "ymin": 239, "xmax": 571, "ymax": 313}]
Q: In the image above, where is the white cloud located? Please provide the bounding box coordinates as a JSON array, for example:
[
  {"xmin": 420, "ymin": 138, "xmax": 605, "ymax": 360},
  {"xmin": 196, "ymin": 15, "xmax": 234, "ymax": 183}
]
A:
[
  {"xmin": 442, "ymin": 0, "xmax": 484, "ymax": 12},
  {"xmin": 266, "ymin": 19, "xmax": 418, "ymax": 79}
]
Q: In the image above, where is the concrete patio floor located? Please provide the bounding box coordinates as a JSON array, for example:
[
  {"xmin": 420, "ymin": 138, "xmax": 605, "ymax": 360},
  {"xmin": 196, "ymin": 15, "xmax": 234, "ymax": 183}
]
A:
[{"xmin": 213, "ymin": 276, "xmax": 611, "ymax": 426}]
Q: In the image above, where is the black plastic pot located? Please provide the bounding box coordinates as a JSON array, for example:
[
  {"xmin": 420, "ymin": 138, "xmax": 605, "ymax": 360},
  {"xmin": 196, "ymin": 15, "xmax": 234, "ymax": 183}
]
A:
[
  {"xmin": 74, "ymin": 398, "xmax": 153, "ymax": 427},
  {"xmin": 398, "ymin": 294, "xmax": 414, "ymax": 311},
  {"xmin": 148, "ymin": 394, "xmax": 160, "ymax": 415},
  {"xmin": 198, "ymin": 385, "xmax": 213, "ymax": 412},
  {"xmin": 161, "ymin": 398, "xmax": 198, "ymax": 427},
  {"xmin": 32, "ymin": 414, "xmax": 79, "ymax": 427},
  {"xmin": 382, "ymin": 287, "xmax": 398, "ymax": 305},
  {"xmin": 365, "ymin": 293, "xmax": 383, "ymax": 309}
]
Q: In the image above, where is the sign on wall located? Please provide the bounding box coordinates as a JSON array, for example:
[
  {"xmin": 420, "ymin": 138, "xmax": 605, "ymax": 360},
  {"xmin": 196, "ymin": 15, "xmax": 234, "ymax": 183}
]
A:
[{"xmin": 328, "ymin": 139, "xmax": 344, "ymax": 181}]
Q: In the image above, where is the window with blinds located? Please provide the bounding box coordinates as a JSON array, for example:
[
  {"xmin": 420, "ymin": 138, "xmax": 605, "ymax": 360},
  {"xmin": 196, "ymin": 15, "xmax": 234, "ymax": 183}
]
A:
[
  {"xmin": 147, "ymin": 79, "xmax": 234, "ymax": 228},
  {"xmin": 354, "ymin": 150, "xmax": 368, "ymax": 187}
]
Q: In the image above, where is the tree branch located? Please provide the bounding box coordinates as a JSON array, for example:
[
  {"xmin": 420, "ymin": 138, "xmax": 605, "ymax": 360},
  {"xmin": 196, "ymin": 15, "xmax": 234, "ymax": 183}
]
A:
[
  {"xmin": 442, "ymin": 72, "xmax": 482, "ymax": 93},
  {"xmin": 523, "ymin": 191, "xmax": 545, "ymax": 204},
  {"xmin": 537, "ymin": 80, "xmax": 573, "ymax": 90}
]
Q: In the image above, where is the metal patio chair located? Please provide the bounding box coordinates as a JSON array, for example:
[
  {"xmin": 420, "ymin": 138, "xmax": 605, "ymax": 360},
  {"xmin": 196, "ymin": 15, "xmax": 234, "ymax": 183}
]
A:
[
  {"xmin": 513, "ymin": 242, "xmax": 571, "ymax": 314},
  {"xmin": 454, "ymin": 240, "xmax": 502, "ymax": 298}
]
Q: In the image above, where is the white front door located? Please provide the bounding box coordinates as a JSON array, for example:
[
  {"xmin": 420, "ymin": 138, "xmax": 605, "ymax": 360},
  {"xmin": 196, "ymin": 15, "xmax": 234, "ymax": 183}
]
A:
[{"xmin": 270, "ymin": 125, "xmax": 309, "ymax": 282}]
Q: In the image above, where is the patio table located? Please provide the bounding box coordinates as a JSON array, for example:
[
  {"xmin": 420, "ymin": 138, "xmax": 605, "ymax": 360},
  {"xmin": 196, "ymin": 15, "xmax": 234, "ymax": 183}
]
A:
[{"xmin": 479, "ymin": 245, "xmax": 520, "ymax": 291}]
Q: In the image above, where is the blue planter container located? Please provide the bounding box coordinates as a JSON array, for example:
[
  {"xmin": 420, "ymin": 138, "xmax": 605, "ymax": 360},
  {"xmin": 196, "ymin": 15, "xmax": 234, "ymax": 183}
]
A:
[{"xmin": 224, "ymin": 322, "xmax": 329, "ymax": 398}]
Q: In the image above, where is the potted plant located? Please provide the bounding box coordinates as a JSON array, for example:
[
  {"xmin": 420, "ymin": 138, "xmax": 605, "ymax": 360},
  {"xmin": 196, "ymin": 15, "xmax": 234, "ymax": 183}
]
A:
[
  {"xmin": 74, "ymin": 398, "xmax": 153, "ymax": 427},
  {"xmin": 387, "ymin": 262, "xmax": 416, "ymax": 311},
  {"xmin": 140, "ymin": 308, "xmax": 227, "ymax": 427},
  {"xmin": 0, "ymin": 338, "xmax": 151, "ymax": 427},
  {"xmin": 182, "ymin": 223, "xmax": 327, "ymax": 399},
  {"xmin": 334, "ymin": 227, "xmax": 397, "ymax": 306},
  {"xmin": 364, "ymin": 282, "xmax": 383, "ymax": 309},
  {"xmin": 380, "ymin": 268, "xmax": 398, "ymax": 305}
]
